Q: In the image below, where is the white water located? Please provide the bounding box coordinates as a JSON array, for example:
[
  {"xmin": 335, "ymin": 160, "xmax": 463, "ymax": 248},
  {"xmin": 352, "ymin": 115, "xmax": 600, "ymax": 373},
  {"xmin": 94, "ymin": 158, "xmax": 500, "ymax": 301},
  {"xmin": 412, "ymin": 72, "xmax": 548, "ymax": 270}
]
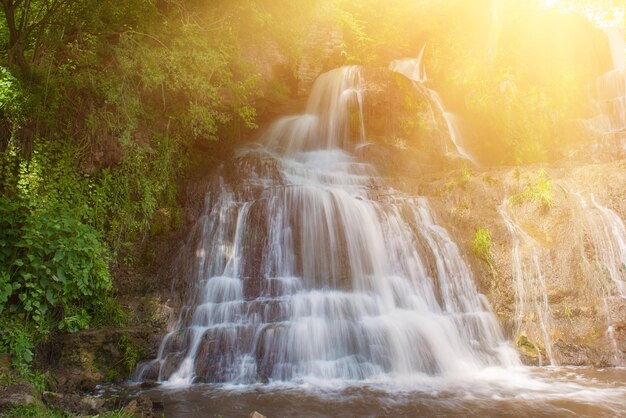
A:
[
  {"xmin": 389, "ymin": 45, "xmax": 428, "ymax": 83},
  {"xmin": 498, "ymin": 201, "xmax": 555, "ymax": 365},
  {"xmin": 389, "ymin": 46, "xmax": 479, "ymax": 165},
  {"xmin": 581, "ymin": 194, "xmax": 626, "ymax": 297},
  {"xmin": 136, "ymin": 66, "xmax": 518, "ymax": 386},
  {"xmin": 569, "ymin": 190, "xmax": 626, "ymax": 365}
]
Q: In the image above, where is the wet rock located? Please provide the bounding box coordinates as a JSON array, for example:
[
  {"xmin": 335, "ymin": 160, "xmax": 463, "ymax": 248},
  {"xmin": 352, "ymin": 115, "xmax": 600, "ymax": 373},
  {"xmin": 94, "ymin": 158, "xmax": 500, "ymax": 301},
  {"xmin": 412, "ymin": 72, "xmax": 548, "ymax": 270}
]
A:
[
  {"xmin": 123, "ymin": 394, "xmax": 154, "ymax": 418},
  {"xmin": 136, "ymin": 360, "xmax": 161, "ymax": 382},
  {"xmin": 193, "ymin": 325, "xmax": 256, "ymax": 382},
  {"xmin": 140, "ymin": 380, "xmax": 160, "ymax": 389},
  {"xmin": 0, "ymin": 380, "xmax": 41, "ymax": 411},
  {"xmin": 159, "ymin": 353, "xmax": 184, "ymax": 381},
  {"xmin": 256, "ymin": 375, "xmax": 270, "ymax": 384},
  {"xmin": 359, "ymin": 67, "xmax": 452, "ymax": 176},
  {"xmin": 553, "ymin": 340, "xmax": 592, "ymax": 366},
  {"xmin": 48, "ymin": 328, "xmax": 161, "ymax": 391}
]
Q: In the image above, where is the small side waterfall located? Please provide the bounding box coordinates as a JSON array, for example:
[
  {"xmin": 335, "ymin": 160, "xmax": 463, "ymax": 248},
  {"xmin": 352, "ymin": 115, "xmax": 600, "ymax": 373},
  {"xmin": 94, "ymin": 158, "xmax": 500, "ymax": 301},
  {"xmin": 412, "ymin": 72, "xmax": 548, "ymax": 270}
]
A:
[
  {"xmin": 389, "ymin": 46, "xmax": 479, "ymax": 165},
  {"xmin": 570, "ymin": 190, "xmax": 626, "ymax": 365},
  {"xmin": 498, "ymin": 201, "xmax": 555, "ymax": 365},
  {"xmin": 584, "ymin": 195, "xmax": 626, "ymax": 297},
  {"xmin": 389, "ymin": 46, "xmax": 428, "ymax": 83},
  {"xmin": 136, "ymin": 66, "xmax": 518, "ymax": 385},
  {"xmin": 584, "ymin": 26, "xmax": 626, "ymax": 140}
]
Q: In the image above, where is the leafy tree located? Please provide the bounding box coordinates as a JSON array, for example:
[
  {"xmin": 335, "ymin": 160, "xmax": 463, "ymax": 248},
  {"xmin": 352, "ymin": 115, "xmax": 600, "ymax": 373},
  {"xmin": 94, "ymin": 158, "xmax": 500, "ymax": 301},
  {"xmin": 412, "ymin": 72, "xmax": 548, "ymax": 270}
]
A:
[{"xmin": 0, "ymin": 0, "xmax": 68, "ymax": 74}]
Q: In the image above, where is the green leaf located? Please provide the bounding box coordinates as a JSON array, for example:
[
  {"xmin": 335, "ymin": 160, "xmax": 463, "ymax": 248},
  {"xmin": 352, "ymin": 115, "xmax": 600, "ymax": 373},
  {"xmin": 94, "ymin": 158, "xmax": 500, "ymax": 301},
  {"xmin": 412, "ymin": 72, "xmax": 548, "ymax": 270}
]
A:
[{"xmin": 46, "ymin": 290, "xmax": 56, "ymax": 306}]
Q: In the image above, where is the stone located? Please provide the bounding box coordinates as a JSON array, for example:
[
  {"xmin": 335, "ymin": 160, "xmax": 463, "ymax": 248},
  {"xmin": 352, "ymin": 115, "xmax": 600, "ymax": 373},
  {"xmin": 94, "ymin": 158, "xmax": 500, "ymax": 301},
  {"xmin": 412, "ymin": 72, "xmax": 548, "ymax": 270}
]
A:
[
  {"xmin": 42, "ymin": 391, "xmax": 105, "ymax": 415},
  {"xmin": 250, "ymin": 412, "xmax": 268, "ymax": 418},
  {"xmin": 140, "ymin": 380, "xmax": 160, "ymax": 389},
  {"xmin": 123, "ymin": 394, "xmax": 154, "ymax": 418},
  {"xmin": 0, "ymin": 380, "xmax": 41, "ymax": 411}
]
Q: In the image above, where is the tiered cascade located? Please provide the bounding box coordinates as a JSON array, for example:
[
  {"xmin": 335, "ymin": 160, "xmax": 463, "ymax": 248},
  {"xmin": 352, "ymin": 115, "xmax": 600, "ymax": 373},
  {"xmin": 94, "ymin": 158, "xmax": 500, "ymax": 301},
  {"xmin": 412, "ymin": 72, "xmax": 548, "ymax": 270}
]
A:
[{"xmin": 137, "ymin": 66, "xmax": 518, "ymax": 385}]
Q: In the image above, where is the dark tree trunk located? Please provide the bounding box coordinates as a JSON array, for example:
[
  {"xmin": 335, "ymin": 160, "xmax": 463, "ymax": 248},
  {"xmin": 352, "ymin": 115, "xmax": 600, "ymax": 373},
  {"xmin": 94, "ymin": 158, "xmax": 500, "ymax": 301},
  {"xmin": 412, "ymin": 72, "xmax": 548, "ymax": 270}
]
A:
[
  {"xmin": 0, "ymin": 114, "xmax": 11, "ymax": 153},
  {"xmin": 0, "ymin": 0, "xmax": 31, "ymax": 74}
]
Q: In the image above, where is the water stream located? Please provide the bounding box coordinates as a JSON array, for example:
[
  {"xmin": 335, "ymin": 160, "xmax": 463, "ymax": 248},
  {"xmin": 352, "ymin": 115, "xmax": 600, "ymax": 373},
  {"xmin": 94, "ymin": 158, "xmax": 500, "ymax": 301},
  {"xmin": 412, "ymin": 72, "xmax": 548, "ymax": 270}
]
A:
[
  {"xmin": 570, "ymin": 189, "xmax": 626, "ymax": 365},
  {"xmin": 389, "ymin": 46, "xmax": 479, "ymax": 165},
  {"xmin": 497, "ymin": 201, "xmax": 556, "ymax": 366},
  {"xmin": 584, "ymin": 26, "xmax": 626, "ymax": 143}
]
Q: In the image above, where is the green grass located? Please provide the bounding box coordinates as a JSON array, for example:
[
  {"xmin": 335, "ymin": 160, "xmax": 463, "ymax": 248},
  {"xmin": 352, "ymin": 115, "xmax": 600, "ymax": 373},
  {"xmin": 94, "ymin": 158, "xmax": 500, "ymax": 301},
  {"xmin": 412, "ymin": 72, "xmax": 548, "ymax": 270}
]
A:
[
  {"xmin": 2, "ymin": 404, "xmax": 138, "ymax": 418},
  {"xmin": 2, "ymin": 404, "xmax": 68, "ymax": 418},
  {"xmin": 509, "ymin": 169, "xmax": 554, "ymax": 209}
]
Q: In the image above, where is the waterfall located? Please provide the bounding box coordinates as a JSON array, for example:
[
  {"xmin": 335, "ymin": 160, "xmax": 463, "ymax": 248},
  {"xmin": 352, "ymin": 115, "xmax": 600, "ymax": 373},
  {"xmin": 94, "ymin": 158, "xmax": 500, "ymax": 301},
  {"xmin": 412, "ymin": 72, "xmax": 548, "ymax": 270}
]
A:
[
  {"xmin": 136, "ymin": 66, "xmax": 518, "ymax": 386},
  {"xmin": 389, "ymin": 46, "xmax": 479, "ymax": 165},
  {"xmin": 584, "ymin": 194, "xmax": 626, "ymax": 297},
  {"xmin": 389, "ymin": 45, "xmax": 428, "ymax": 83},
  {"xmin": 584, "ymin": 26, "xmax": 626, "ymax": 140},
  {"xmin": 498, "ymin": 201, "xmax": 555, "ymax": 365},
  {"xmin": 570, "ymin": 190, "xmax": 626, "ymax": 365}
]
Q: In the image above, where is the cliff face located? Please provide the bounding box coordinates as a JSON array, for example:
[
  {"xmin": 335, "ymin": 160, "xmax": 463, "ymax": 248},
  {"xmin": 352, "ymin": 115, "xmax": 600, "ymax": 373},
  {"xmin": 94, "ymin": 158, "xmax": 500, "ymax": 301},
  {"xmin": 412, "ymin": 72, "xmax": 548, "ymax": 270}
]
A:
[
  {"xmin": 358, "ymin": 68, "xmax": 626, "ymax": 366},
  {"xmin": 411, "ymin": 162, "xmax": 626, "ymax": 366}
]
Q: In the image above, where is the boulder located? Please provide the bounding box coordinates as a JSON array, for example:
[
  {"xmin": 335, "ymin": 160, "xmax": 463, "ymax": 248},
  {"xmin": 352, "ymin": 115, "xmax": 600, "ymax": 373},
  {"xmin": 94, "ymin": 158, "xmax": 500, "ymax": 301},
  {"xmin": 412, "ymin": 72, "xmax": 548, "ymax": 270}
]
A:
[{"xmin": 0, "ymin": 380, "xmax": 42, "ymax": 412}]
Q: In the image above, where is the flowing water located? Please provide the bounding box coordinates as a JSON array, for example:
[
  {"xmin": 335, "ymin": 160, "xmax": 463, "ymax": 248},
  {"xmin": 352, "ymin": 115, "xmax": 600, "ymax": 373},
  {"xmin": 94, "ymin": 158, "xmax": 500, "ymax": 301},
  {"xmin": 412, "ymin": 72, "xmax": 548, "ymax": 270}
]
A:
[
  {"xmin": 497, "ymin": 202, "xmax": 555, "ymax": 366},
  {"xmin": 584, "ymin": 26, "xmax": 626, "ymax": 142},
  {"xmin": 575, "ymin": 193, "xmax": 626, "ymax": 298},
  {"xmin": 132, "ymin": 66, "xmax": 626, "ymax": 415},
  {"xmin": 137, "ymin": 66, "xmax": 516, "ymax": 385},
  {"xmin": 389, "ymin": 47, "xmax": 479, "ymax": 165},
  {"xmin": 569, "ymin": 189, "xmax": 626, "ymax": 366},
  {"xmin": 127, "ymin": 367, "xmax": 626, "ymax": 417}
]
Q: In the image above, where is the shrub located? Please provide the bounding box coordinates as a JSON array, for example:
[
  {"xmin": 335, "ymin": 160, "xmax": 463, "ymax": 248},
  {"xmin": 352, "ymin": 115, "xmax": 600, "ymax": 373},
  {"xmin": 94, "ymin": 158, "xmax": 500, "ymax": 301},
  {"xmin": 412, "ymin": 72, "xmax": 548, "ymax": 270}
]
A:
[
  {"xmin": 0, "ymin": 197, "xmax": 112, "ymax": 371},
  {"xmin": 472, "ymin": 228, "xmax": 493, "ymax": 265},
  {"xmin": 509, "ymin": 169, "xmax": 554, "ymax": 209}
]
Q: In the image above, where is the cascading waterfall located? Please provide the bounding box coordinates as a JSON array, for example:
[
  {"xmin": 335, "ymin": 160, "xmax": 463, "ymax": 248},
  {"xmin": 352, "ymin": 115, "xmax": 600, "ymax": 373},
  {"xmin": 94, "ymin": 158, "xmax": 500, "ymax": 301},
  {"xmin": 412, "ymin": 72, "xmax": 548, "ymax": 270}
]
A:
[
  {"xmin": 389, "ymin": 46, "xmax": 479, "ymax": 165},
  {"xmin": 498, "ymin": 201, "xmax": 555, "ymax": 365},
  {"xmin": 136, "ymin": 66, "xmax": 519, "ymax": 385}
]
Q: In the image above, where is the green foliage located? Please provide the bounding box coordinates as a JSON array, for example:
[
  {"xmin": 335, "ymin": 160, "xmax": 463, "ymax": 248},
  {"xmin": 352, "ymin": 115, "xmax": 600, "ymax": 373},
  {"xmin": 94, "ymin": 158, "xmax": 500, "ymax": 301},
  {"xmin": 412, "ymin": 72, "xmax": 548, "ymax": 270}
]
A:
[
  {"xmin": 0, "ymin": 0, "xmax": 307, "ymax": 377},
  {"xmin": 459, "ymin": 164, "xmax": 472, "ymax": 187},
  {"xmin": 420, "ymin": 0, "xmax": 606, "ymax": 164},
  {"xmin": 444, "ymin": 164, "xmax": 473, "ymax": 191},
  {"xmin": 101, "ymin": 411, "xmax": 136, "ymax": 418},
  {"xmin": 510, "ymin": 169, "xmax": 554, "ymax": 209},
  {"xmin": 118, "ymin": 333, "xmax": 142, "ymax": 375},
  {"xmin": 2, "ymin": 403, "xmax": 136, "ymax": 418},
  {"xmin": 0, "ymin": 67, "xmax": 30, "ymax": 121},
  {"xmin": 516, "ymin": 334, "xmax": 538, "ymax": 357},
  {"xmin": 0, "ymin": 195, "xmax": 112, "ymax": 370},
  {"xmin": 472, "ymin": 228, "xmax": 493, "ymax": 265},
  {"xmin": 334, "ymin": 0, "xmax": 426, "ymax": 64},
  {"xmin": 1, "ymin": 403, "xmax": 69, "ymax": 418},
  {"xmin": 89, "ymin": 136, "xmax": 181, "ymax": 256},
  {"xmin": 0, "ymin": 318, "xmax": 35, "ymax": 376}
]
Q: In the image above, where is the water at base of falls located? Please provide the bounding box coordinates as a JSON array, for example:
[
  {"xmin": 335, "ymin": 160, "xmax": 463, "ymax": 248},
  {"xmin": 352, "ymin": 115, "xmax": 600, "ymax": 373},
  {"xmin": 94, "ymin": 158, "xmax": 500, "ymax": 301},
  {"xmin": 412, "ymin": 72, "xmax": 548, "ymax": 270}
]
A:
[
  {"xmin": 125, "ymin": 367, "xmax": 626, "ymax": 417},
  {"xmin": 136, "ymin": 66, "xmax": 518, "ymax": 386}
]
